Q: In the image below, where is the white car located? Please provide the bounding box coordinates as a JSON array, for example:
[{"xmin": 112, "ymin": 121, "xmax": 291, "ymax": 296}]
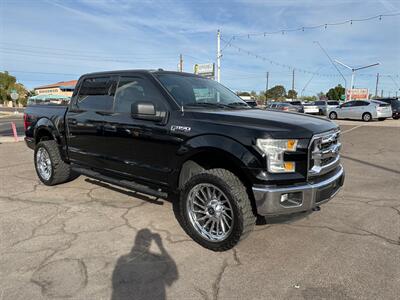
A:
[
  {"xmin": 303, "ymin": 103, "xmax": 319, "ymax": 114},
  {"xmin": 328, "ymin": 100, "xmax": 392, "ymax": 122}
]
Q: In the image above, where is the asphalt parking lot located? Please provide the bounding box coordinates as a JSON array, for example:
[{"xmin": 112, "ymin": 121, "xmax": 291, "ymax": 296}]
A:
[{"xmin": 0, "ymin": 120, "xmax": 399, "ymax": 300}]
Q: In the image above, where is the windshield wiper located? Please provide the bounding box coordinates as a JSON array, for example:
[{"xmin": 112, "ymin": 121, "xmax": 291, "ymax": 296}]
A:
[
  {"xmin": 227, "ymin": 102, "xmax": 250, "ymax": 108},
  {"xmin": 184, "ymin": 102, "xmax": 231, "ymax": 109}
]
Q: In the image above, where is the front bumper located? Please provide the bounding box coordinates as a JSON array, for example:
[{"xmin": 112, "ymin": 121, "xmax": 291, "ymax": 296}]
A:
[{"xmin": 252, "ymin": 165, "xmax": 344, "ymax": 216}]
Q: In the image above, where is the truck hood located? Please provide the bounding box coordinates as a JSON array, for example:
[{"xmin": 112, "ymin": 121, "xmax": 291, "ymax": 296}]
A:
[{"xmin": 188, "ymin": 109, "xmax": 338, "ymax": 139}]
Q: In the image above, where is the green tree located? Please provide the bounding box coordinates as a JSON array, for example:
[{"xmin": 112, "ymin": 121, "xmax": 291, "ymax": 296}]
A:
[
  {"xmin": 326, "ymin": 84, "xmax": 345, "ymax": 100},
  {"xmin": 0, "ymin": 71, "xmax": 29, "ymax": 106},
  {"xmin": 301, "ymin": 95, "xmax": 317, "ymax": 102},
  {"xmin": 237, "ymin": 91, "xmax": 251, "ymax": 97},
  {"xmin": 286, "ymin": 89, "xmax": 297, "ymax": 99},
  {"xmin": 265, "ymin": 85, "xmax": 286, "ymax": 100},
  {"xmin": 0, "ymin": 71, "xmax": 17, "ymax": 104}
]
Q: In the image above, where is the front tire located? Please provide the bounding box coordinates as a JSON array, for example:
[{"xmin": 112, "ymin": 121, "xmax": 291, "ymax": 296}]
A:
[
  {"xmin": 329, "ymin": 112, "xmax": 337, "ymax": 120},
  {"xmin": 179, "ymin": 169, "xmax": 256, "ymax": 251},
  {"xmin": 34, "ymin": 140, "xmax": 78, "ymax": 185},
  {"xmin": 362, "ymin": 112, "xmax": 372, "ymax": 122}
]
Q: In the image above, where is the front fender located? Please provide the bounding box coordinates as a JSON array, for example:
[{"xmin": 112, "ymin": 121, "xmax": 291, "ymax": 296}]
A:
[{"xmin": 169, "ymin": 134, "xmax": 265, "ymax": 188}]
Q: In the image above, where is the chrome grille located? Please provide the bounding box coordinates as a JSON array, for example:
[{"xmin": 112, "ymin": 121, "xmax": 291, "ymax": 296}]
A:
[{"xmin": 309, "ymin": 130, "xmax": 341, "ymax": 176}]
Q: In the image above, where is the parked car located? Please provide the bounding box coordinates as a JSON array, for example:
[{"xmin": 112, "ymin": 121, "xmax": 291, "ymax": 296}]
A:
[
  {"xmin": 377, "ymin": 98, "xmax": 400, "ymax": 119},
  {"xmin": 288, "ymin": 100, "xmax": 304, "ymax": 113},
  {"xmin": 328, "ymin": 100, "xmax": 392, "ymax": 122},
  {"xmin": 303, "ymin": 102, "xmax": 320, "ymax": 114},
  {"xmin": 314, "ymin": 100, "xmax": 328, "ymax": 115},
  {"xmin": 267, "ymin": 102, "xmax": 300, "ymax": 113},
  {"xmin": 24, "ymin": 70, "xmax": 344, "ymax": 251},
  {"xmin": 244, "ymin": 99, "xmax": 258, "ymax": 108},
  {"xmin": 327, "ymin": 100, "xmax": 340, "ymax": 112}
]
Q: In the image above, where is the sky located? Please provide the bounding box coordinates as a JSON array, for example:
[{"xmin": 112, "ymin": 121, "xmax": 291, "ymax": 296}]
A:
[{"xmin": 1, "ymin": 0, "xmax": 399, "ymax": 97}]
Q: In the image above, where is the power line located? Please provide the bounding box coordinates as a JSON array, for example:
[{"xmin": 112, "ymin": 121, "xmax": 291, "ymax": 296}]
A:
[{"xmin": 227, "ymin": 12, "xmax": 400, "ymax": 40}]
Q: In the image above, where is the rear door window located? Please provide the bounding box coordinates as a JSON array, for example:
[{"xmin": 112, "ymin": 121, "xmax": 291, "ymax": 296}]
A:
[{"xmin": 75, "ymin": 77, "xmax": 115, "ymax": 111}]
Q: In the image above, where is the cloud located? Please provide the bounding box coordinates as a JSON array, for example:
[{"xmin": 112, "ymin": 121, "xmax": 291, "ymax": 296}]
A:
[{"xmin": 1, "ymin": 0, "xmax": 399, "ymax": 94}]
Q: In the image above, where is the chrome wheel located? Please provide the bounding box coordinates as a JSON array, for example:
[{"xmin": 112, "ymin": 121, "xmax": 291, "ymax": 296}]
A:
[
  {"xmin": 36, "ymin": 147, "xmax": 52, "ymax": 181},
  {"xmin": 187, "ymin": 183, "xmax": 234, "ymax": 242}
]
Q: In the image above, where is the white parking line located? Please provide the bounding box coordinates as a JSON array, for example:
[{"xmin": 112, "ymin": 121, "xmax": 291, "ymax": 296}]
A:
[{"xmin": 341, "ymin": 125, "xmax": 364, "ymax": 134}]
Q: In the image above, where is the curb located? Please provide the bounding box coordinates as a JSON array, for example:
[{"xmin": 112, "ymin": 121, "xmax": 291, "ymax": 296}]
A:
[{"xmin": 0, "ymin": 136, "xmax": 25, "ymax": 143}]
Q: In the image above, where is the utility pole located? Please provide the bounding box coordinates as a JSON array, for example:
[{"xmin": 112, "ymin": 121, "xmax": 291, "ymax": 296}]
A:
[
  {"xmin": 217, "ymin": 29, "xmax": 221, "ymax": 82},
  {"xmin": 266, "ymin": 72, "xmax": 269, "ymax": 92},
  {"xmin": 381, "ymin": 89, "xmax": 383, "ymax": 98},
  {"xmin": 178, "ymin": 54, "xmax": 183, "ymax": 72},
  {"xmin": 375, "ymin": 73, "xmax": 379, "ymax": 98},
  {"xmin": 291, "ymin": 69, "xmax": 295, "ymax": 100}
]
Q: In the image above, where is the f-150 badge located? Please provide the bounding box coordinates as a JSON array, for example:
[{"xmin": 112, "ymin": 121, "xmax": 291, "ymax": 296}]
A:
[{"xmin": 171, "ymin": 125, "xmax": 191, "ymax": 133}]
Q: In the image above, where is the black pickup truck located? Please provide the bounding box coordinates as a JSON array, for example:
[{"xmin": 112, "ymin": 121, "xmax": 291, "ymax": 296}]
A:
[{"xmin": 24, "ymin": 70, "xmax": 344, "ymax": 251}]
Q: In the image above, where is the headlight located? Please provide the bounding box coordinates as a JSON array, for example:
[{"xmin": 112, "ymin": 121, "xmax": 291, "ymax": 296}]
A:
[{"xmin": 256, "ymin": 139, "xmax": 298, "ymax": 173}]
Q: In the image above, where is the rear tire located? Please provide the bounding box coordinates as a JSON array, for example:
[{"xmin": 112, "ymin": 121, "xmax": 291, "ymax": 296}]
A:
[
  {"xmin": 34, "ymin": 140, "xmax": 78, "ymax": 186},
  {"xmin": 362, "ymin": 112, "xmax": 372, "ymax": 122},
  {"xmin": 179, "ymin": 168, "xmax": 256, "ymax": 251},
  {"xmin": 393, "ymin": 116, "xmax": 399, "ymax": 120},
  {"xmin": 329, "ymin": 112, "xmax": 337, "ymax": 120}
]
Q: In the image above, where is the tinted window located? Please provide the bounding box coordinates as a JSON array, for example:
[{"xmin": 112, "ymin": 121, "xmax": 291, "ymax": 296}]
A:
[
  {"xmin": 315, "ymin": 101, "xmax": 326, "ymax": 105},
  {"xmin": 327, "ymin": 101, "xmax": 339, "ymax": 105},
  {"xmin": 341, "ymin": 101, "xmax": 356, "ymax": 107},
  {"xmin": 76, "ymin": 77, "xmax": 115, "ymax": 111},
  {"xmin": 290, "ymin": 101, "xmax": 302, "ymax": 105},
  {"xmin": 353, "ymin": 101, "xmax": 369, "ymax": 106},
  {"xmin": 114, "ymin": 76, "xmax": 166, "ymax": 113}
]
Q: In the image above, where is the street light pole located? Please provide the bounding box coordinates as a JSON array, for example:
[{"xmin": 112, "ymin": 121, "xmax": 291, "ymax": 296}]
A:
[{"xmin": 335, "ymin": 60, "xmax": 380, "ymax": 101}]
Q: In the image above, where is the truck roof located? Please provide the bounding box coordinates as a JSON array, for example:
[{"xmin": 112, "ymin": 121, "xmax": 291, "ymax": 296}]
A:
[{"xmin": 80, "ymin": 69, "xmax": 202, "ymax": 78}]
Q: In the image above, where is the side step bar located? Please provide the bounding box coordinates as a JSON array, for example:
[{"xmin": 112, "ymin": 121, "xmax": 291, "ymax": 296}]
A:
[{"xmin": 72, "ymin": 165, "xmax": 168, "ymax": 199}]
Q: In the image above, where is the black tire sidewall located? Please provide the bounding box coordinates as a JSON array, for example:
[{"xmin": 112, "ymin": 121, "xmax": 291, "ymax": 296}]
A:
[
  {"xmin": 363, "ymin": 113, "xmax": 372, "ymax": 122},
  {"xmin": 329, "ymin": 112, "xmax": 337, "ymax": 120},
  {"xmin": 179, "ymin": 173, "xmax": 244, "ymax": 251},
  {"xmin": 34, "ymin": 142, "xmax": 55, "ymax": 185}
]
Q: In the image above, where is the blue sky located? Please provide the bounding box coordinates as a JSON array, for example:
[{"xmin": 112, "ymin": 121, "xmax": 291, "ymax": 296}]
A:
[{"xmin": 1, "ymin": 0, "xmax": 399, "ymax": 96}]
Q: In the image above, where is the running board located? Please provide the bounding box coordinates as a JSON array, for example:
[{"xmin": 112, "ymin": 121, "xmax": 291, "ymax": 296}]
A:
[{"xmin": 72, "ymin": 165, "xmax": 168, "ymax": 199}]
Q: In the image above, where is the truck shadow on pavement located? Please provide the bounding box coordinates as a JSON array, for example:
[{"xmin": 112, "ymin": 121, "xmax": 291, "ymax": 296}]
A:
[{"xmin": 111, "ymin": 229, "xmax": 179, "ymax": 300}]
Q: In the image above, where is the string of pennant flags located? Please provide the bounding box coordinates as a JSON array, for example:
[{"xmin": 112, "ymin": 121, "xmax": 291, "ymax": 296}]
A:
[
  {"xmin": 220, "ymin": 37, "xmax": 399, "ymax": 79},
  {"xmin": 227, "ymin": 12, "xmax": 400, "ymax": 40},
  {"xmin": 219, "ymin": 12, "xmax": 400, "ymax": 80}
]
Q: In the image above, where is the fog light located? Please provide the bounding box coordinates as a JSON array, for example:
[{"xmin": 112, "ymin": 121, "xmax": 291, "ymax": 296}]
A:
[{"xmin": 280, "ymin": 192, "xmax": 303, "ymax": 207}]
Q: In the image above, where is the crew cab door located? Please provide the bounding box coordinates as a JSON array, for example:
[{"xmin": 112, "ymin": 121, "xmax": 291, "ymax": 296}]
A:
[
  {"xmin": 100, "ymin": 75, "xmax": 174, "ymax": 187},
  {"xmin": 66, "ymin": 76, "xmax": 116, "ymax": 169}
]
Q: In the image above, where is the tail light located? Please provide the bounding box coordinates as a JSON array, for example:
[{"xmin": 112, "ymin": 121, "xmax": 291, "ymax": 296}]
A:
[
  {"xmin": 24, "ymin": 113, "xmax": 31, "ymax": 130},
  {"xmin": 283, "ymin": 107, "xmax": 289, "ymax": 111}
]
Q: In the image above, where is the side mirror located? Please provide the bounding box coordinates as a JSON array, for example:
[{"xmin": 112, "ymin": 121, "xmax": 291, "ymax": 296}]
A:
[{"xmin": 131, "ymin": 101, "xmax": 165, "ymax": 122}]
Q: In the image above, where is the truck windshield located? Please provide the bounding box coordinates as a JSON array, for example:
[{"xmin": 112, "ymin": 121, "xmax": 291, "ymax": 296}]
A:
[{"xmin": 155, "ymin": 73, "xmax": 249, "ymax": 108}]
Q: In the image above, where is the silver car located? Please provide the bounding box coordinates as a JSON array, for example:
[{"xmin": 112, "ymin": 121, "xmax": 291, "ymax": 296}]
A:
[{"xmin": 328, "ymin": 100, "xmax": 392, "ymax": 122}]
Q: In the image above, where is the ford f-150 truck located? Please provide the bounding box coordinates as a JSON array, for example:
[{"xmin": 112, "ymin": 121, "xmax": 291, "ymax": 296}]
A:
[{"xmin": 24, "ymin": 70, "xmax": 344, "ymax": 251}]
